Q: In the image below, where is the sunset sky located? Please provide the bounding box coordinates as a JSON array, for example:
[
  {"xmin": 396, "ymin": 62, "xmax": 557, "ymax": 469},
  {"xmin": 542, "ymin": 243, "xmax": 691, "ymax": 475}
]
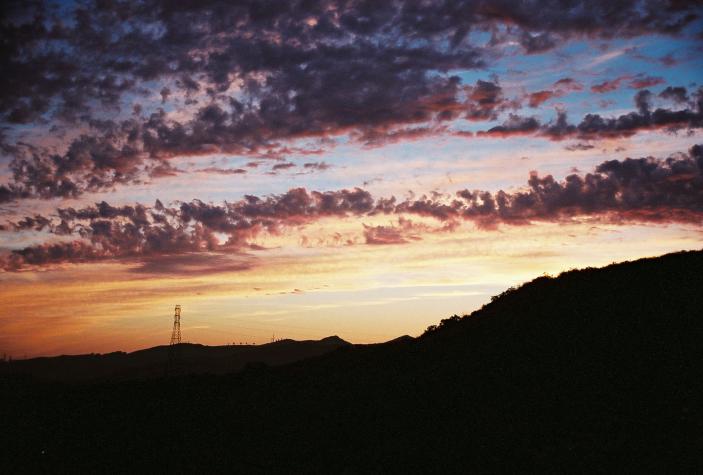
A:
[{"xmin": 1, "ymin": 0, "xmax": 702, "ymax": 357}]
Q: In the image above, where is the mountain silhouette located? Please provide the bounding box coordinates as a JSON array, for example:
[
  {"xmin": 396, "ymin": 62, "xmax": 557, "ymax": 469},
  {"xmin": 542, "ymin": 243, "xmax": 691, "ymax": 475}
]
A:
[
  {"xmin": 2, "ymin": 336, "xmax": 351, "ymax": 382},
  {"xmin": 1, "ymin": 249, "xmax": 701, "ymax": 473}
]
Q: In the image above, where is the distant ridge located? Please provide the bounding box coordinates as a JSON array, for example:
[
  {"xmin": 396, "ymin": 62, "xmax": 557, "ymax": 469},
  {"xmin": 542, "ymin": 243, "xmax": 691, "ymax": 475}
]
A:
[{"xmin": 1, "ymin": 336, "xmax": 352, "ymax": 382}]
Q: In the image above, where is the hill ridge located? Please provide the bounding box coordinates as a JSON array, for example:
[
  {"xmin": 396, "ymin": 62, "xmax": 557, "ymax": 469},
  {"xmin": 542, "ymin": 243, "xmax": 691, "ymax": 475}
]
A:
[
  {"xmin": 1, "ymin": 335, "xmax": 352, "ymax": 382},
  {"xmin": 2, "ymin": 249, "xmax": 701, "ymax": 472}
]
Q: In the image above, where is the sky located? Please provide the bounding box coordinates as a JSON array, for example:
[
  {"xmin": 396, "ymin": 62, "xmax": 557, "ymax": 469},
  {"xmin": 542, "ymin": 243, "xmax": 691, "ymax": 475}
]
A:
[{"xmin": 1, "ymin": 0, "xmax": 702, "ymax": 357}]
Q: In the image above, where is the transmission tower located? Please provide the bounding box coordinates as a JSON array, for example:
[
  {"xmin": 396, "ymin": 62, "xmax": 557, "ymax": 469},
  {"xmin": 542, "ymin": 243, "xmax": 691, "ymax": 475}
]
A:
[
  {"xmin": 170, "ymin": 305, "xmax": 182, "ymax": 345},
  {"xmin": 166, "ymin": 305, "xmax": 182, "ymax": 376}
]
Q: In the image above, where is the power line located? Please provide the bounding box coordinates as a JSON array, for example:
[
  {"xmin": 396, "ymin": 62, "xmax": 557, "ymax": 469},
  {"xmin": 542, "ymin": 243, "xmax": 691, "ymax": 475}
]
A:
[{"xmin": 222, "ymin": 315, "xmax": 398, "ymax": 340}]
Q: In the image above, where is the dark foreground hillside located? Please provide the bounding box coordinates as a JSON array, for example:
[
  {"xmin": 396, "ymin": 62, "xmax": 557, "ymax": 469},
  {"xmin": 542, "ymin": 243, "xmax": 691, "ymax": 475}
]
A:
[{"xmin": 2, "ymin": 250, "xmax": 702, "ymax": 473}]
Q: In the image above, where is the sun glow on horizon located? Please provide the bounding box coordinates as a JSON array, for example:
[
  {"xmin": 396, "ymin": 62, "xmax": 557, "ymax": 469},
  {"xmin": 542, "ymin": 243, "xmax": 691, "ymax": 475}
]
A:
[{"xmin": 1, "ymin": 1, "xmax": 702, "ymax": 358}]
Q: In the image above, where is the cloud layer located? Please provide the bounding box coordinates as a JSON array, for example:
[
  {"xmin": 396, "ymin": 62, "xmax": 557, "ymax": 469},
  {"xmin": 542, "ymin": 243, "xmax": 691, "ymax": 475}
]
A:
[
  {"xmin": 1, "ymin": 1, "xmax": 701, "ymax": 203},
  {"xmin": 481, "ymin": 87, "xmax": 703, "ymax": 140},
  {"xmin": 3, "ymin": 144, "xmax": 701, "ymax": 272},
  {"xmin": 2, "ymin": 84, "xmax": 701, "ymax": 203},
  {"xmin": 3, "ymin": 0, "xmax": 697, "ymax": 125}
]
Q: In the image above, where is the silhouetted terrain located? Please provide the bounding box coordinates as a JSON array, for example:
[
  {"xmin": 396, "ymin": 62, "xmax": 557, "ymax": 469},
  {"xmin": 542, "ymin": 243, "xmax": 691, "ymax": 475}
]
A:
[
  {"xmin": 2, "ymin": 250, "xmax": 702, "ymax": 473},
  {"xmin": 0, "ymin": 336, "xmax": 350, "ymax": 382}
]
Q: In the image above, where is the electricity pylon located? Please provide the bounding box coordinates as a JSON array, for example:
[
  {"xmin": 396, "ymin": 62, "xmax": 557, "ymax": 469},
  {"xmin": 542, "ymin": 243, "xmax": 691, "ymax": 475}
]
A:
[
  {"xmin": 170, "ymin": 305, "xmax": 182, "ymax": 345},
  {"xmin": 166, "ymin": 305, "xmax": 182, "ymax": 376}
]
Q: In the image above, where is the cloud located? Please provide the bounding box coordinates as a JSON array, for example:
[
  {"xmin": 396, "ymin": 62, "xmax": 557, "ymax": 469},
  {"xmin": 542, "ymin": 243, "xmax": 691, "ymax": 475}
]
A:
[
  {"xmin": 363, "ymin": 217, "xmax": 456, "ymax": 245},
  {"xmin": 3, "ymin": 0, "xmax": 695, "ymax": 127},
  {"xmin": 629, "ymin": 75, "xmax": 665, "ymax": 89},
  {"xmin": 592, "ymin": 74, "xmax": 666, "ymax": 93},
  {"xmin": 0, "ymin": 78, "xmax": 478, "ymax": 202},
  {"xmin": 525, "ymin": 78, "xmax": 584, "ymax": 108},
  {"xmin": 0, "ymin": 187, "xmax": 380, "ymax": 271},
  {"xmin": 566, "ymin": 88, "xmax": 702, "ymax": 139},
  {"xmin": 519, "ymin": 31, "xmax": 557, "ymax": 54},
  {"xmin": 477, "ymin": 87, "xmax": 703, "ymax": 141},
  {"xmin": 132, "ymin": 253, "xmax": 255, "ymax": 276},
  {"xmin": 553, "ymin": 78, "xmax": 584, "ymax": 91},
  {"xmin": 303, "ymin": 162, "xmax": 331, "ymax": 171},
  {"xmin": 591, "ymin": 76, "xmax": 631, "ymax": 93},
  {"xmin": 8, "ymin": 214, "xmax": 52, "ymax": 232},
  {"xmin": 454, "ymin": 144, "xmax": 703, "ymax": 226},
  {"xmin": 564, "ymin": 143, "xmax": 596, "ymax": 152},
  {"xmin": 527, "ymin": 90, "xmax": 556, "ymax": 108},
  {"xmin": 478, "ymin": 114, "xmax": 540, "ymax": 137},
  {"xmin": 3, "ymin": 145, "xmax": 702, "ymax": 271},
  {"xmin": 659, "ymin": 86, "xmax": 689, "ymax": 104},
  {"xmin": 0, "ymin": 75, "xmax": 482, "ymax": 201},
  {"xmin": 363, "ymin": 224, "xmax": 415, "ymax": 245},
  {"xmin": 271, "ymin": 162, "xmax": 296, "ymax": 171},
  {"xmin": 195, "ymin": 167, "xmax": 247, "ymax": 175},
  {"xmin": 2, "ymin": 1, "xmax": 698, "ymax": 202},
  {"xmin": 465, "ymin": 80, "xmax": 506, "ymax": 121},
  {"xmin": 659, "ymin": 53, "xmax": 679, "ymax": 67}
]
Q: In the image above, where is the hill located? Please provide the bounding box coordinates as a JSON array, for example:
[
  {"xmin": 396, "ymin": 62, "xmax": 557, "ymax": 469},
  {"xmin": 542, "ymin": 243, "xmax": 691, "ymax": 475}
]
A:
[
  {"xmin": 0, "ymin": 336, "xmax": 351, "ymax": 382},
  {"xmin": 1, "ymin": 250, "xmax": 701, "ymax": 473}
]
